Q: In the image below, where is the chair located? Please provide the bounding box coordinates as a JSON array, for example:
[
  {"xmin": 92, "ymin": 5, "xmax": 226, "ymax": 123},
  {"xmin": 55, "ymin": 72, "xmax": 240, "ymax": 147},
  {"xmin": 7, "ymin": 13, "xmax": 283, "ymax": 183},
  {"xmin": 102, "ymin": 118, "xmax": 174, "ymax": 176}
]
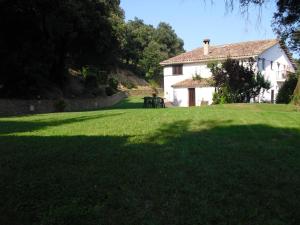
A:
[{"xmin": 143, "ymin": 97, "xmax": 153, "ymax": 108}]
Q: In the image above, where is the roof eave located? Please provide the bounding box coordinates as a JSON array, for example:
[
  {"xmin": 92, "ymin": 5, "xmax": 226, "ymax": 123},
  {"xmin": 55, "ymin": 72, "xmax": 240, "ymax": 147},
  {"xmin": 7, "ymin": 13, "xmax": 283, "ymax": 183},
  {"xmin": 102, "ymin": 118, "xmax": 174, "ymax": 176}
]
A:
[{"xmin": 160, "ymin": 55, "xmax": 259, "ymax": 66}]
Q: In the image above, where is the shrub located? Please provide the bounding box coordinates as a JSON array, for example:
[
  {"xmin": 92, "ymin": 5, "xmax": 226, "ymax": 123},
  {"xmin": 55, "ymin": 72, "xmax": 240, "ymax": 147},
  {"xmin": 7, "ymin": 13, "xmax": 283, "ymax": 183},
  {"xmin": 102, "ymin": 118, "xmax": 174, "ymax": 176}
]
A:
[
  {"xmin": 54, "ymin": 99, "xmax": 67, "ymax": 112},
  {"xmin": 148, "ymin": 79, "xmax": 159, "ymax": 89},
  {"xmin": 276, "ymin": 73, "xmax": 298, "ymax": 104},
  {"xmin": 121, "ymin": 81, "xmax": 136, "ymax": 89},
  {"xmin": 108, "ymin": 78, "xmax": 119, "ymax": 90},
  {"xmin": 82, "ymin": 67, "xmax": 108, "ymax": 85},
  {"xmin": 105, "ymin": 87, "xmax": 116, "ymax": 96},
  {"xmin": 213, "ymin": 87, "xmax": 232, "ymax": 104}
]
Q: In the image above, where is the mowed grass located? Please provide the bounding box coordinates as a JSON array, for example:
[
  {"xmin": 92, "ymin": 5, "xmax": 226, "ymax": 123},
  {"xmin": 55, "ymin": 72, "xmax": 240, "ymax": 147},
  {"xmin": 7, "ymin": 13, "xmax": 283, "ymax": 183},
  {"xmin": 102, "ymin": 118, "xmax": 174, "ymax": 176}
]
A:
[{"xmin": 1, "ymin": 97, "xmax": 300, "ymax": 225}]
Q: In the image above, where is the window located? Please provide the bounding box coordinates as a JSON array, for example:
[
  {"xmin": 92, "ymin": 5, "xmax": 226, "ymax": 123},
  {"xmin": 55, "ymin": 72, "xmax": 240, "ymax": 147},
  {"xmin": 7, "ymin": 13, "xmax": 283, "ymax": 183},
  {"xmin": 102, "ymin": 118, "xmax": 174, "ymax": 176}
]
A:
[
  {"xmin": 271, "ymin": 61, "xmax": 273, "ymax": 70},
  {"xmin": 172, "ymin": 65, "xmax": 183, "ymax": 75},
  {"xmin": 262, "ymin": 58, "xmax": 265, "ymax": 70}
]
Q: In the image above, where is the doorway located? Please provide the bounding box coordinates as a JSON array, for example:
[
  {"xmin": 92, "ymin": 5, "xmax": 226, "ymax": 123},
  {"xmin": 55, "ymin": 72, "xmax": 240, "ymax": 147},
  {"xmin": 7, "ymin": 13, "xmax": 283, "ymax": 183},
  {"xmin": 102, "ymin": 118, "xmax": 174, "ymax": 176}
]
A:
[{"xmin": 188, "ymin": 88, "xmax": 196, "ymax": 107}]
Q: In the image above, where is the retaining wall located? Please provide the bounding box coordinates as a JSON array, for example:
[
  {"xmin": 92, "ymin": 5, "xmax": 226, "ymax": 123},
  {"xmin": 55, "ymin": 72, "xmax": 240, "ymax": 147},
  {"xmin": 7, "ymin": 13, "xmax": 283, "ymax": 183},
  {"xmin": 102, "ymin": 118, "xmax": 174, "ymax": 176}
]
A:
[{"xmin": 0, "ymin": 92, "xmax": 127, "ymax": 116}]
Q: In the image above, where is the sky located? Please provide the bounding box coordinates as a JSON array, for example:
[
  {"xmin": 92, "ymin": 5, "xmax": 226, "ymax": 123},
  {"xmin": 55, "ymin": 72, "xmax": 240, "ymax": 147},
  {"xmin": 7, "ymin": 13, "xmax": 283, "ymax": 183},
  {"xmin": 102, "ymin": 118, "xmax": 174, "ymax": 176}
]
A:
[{"xmin": 120, "ymin": 0, "xmax": 277, "ymax": 51}]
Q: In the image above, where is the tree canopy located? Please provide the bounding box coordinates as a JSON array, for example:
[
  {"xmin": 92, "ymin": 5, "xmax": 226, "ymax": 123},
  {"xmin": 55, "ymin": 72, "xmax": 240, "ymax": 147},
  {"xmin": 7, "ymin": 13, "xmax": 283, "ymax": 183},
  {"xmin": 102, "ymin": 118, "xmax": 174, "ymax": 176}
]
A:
[
  {"xmin": 233, "ymin": 0, "xmax": 300, "ymax": 52},
  {"xmin": 210, "ymin": 58, "xmax": 271, "ymax": 103},
  {"xmin": 0, "ymin": 1, "xmax": 184, "ymax": 98},
  {"xmin": 0, "ymin": 0, "xmax": 124, "ymax": 98},
  {"xmin": 122, "ymin": 18, "xmax": 184, "ymax": 82}
]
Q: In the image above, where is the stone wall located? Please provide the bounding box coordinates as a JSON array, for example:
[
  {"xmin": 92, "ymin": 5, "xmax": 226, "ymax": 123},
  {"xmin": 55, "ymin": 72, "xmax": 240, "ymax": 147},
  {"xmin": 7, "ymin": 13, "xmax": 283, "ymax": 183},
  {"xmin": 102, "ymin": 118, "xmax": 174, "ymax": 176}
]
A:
[
  {"xmin": 0, "ymin": 92, "xmax": 127, "ymax": 116},
  {"xmin": 127, "ymin": 88, "xmax": 163, "ymax": 97}
]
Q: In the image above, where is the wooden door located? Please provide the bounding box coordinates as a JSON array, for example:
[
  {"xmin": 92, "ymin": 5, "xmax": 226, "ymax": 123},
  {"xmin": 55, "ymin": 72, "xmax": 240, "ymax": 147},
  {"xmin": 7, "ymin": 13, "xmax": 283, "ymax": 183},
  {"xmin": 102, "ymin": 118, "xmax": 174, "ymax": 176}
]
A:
[{"xmin": 188, "ymin": 88, "xmax": 196, "ymax": 107}]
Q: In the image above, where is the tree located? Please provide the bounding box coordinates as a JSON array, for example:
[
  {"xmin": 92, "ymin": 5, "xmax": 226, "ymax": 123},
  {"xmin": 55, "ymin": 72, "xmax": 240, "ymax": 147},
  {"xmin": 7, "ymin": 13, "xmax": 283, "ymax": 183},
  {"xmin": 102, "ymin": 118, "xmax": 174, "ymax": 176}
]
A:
[
  {"xmin": 276, "ymin": 73, "xmax": 299, "ymax": 104},
  {"xmin": 139, "ymin": 41, "xmax": 168, "ymax": 82},
  {"xmin": 123, "ymin": 18, "xmax": 155, "ymax": 66},
  {"xmin": 122, "ymin": 19, "xmax": 184, "ymax": 83},
  {"xmin": 221, "ymin": 0, "xmax": 299, "ymax": 51},
  {"xmin": 0, "ymin": 0, "xmax": 123, "ymax": 98},
  {"xmin": 154, "ymin": 22, "xmax": 185, "ymax": 57},
  {"xmin": 210, "ymin": 58, "xmax": 270, "ymax": 103},
  {"xmin": 292, "ymin": 59, "xmax": 300, "ymax": 105},
  {"xmin": 218, "ymin": 0, "xmax": 300, "ymax": 104}
]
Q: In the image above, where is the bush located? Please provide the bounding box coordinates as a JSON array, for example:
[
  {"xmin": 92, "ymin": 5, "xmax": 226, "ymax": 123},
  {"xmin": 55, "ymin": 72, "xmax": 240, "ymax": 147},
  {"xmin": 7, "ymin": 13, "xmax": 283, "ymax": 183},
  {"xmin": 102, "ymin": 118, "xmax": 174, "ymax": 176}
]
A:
[
  {"xmin": 121, "ymin": 81, "xmax": 136, "ymax": 89},
  {"xmin": 105, "ymin": 87, "xmax": 116, "ymax": 96},
  {"xmin": 82, "ymin": 67, "xmax": 108, "ymax": 85},
  {"xmin": 108, "ymin": 78, "xmax": 119, "ymax": 90},
  {"xmin": 54, "ymin": 99, "xmax": 67, "ymax": 112},
  {"xmin": 213, "ymin": 87, "xmax": 232, "ymax": 104},
  {"xmin": 148, "ymin": 79, "xmax": 160, "ymax": 89},
  {"xmin": 276, "ymin": 73, "xmax": 298, "ymax": 104}
]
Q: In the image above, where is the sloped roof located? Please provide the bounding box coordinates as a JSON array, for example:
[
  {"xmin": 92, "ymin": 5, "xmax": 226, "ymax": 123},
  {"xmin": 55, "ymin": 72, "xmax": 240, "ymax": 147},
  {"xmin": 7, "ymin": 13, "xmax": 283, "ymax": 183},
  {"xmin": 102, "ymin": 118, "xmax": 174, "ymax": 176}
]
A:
[
  {"xmin": 160, "ymin": 39, "xmax": 279, "ymax": 65},
  {"xmin": 172, "ymin": 78, "xmax": 214, "ymax": 88}
]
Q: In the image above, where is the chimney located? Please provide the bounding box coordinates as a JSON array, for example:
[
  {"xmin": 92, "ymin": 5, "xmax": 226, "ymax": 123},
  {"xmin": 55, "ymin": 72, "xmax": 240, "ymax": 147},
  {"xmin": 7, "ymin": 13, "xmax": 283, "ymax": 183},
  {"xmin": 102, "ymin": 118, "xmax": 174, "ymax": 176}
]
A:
[{"xmin": 203, "ymin": 39, "xmax": 210, "ymax": 55}]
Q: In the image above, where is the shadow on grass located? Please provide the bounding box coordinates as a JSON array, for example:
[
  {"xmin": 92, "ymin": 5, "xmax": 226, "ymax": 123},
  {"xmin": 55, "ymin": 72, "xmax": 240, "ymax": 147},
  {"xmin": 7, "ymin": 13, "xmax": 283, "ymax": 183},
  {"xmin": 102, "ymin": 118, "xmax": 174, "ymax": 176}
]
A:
[
  {"xmin": 110, "ymin": 97, "xmax": 144, "ymax": 109},
  {"xmin": 0, "ymin": 120, "xmax": 300, "ymax": 225},
  {"xmin": 0, "ymin": 113, "xmax": 124, "ymax": 134}
]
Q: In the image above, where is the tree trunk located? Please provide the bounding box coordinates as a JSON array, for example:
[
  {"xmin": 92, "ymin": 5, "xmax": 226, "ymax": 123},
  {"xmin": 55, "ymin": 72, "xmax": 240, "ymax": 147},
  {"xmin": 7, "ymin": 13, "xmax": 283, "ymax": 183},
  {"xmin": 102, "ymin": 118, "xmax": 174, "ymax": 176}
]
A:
[{"xmin": 293, "ymin": 78, "xmax": 300, "ymax": 105}]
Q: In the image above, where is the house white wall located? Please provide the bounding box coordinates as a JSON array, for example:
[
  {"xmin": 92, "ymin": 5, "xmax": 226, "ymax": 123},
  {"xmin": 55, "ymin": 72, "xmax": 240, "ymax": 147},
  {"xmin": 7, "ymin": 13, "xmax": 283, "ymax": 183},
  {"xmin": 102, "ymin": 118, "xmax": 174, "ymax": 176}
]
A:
[
  {"xmin": 173, "ymin": 88, "xmax": 188, "ymax": 107},
  {"xmin": 164, "ymin": 43, "xmax": 295, "ymax": 106},
  {"xmin": 196, "ymin": 87, "xmax": 215, "ymax": 106},
  {"xmin": 164, "ymin": 63, "xmax": 212, "ymax": 102},
  {"xmin": 257, "ymin": 43, "xmax": 295, "ymax": 102},
  {"xmin": 172, "ymin": 87, "xmax": 215, "ymax": 107}
]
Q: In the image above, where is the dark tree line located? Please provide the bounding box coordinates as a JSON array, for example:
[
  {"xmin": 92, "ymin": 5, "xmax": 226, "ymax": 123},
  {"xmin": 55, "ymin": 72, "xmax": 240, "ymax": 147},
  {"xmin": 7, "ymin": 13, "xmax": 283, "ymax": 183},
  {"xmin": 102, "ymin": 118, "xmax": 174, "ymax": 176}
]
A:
[
  {"xmin": 0, "ymin": 1, "xmax": 184, "ymax": 98},
  {"xmin": 0, "ymin": 0, "xmax": 124, "ymax": 98}
]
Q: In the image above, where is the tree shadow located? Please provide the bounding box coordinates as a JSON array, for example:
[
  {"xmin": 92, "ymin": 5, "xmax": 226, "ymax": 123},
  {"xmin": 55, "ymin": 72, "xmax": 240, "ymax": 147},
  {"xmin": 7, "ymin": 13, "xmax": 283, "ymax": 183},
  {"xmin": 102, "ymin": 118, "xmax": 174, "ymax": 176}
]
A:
[
  {"xmin": 0, "ymin": 120, "xmax": 300, "ymax": 225},
  {"xmin": 0, "ymin": 113, "xmax": 124, "ymax": 135},
  {"xmin": 111, "ymin": 97, "xmax": 144, "ymax": 109}
]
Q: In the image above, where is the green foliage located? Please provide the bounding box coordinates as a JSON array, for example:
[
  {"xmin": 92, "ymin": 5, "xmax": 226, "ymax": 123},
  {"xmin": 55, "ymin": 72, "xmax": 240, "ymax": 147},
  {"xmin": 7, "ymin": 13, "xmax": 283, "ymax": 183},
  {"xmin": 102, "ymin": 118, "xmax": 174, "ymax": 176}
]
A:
[
  {"xmin": 53, "ymin": 99, "xmax": 67, "ymax": 112},
  {"xmin": 148, "ymin": 80, "xmax": 160, "ymax": 89},
  {"xmin": 122, "ymin": 18, "xmax": 184, "ymax": 83},
  {"xmin": 292, "ymin": 60, "xmax": 300, "ymax": 105},
  {"xmin": 108, "ymin": 78, "xmax": 119, "ymax": 91},
  {"xmin": 276, "ymin": 73, "xmax": 298, "ymax": 104},
  {"xmin": 0, "ymin": 0, "xmax": 123, "ymax": 98},
  {"xmin": 211, "ymin": 58, "xmax": 271, "ymax": 104},
  {"xmin": 193, "ymin": 74, "xmax": 202, "ymax": 81},
  {"xmin": 139, "ymin": 41, "xmax": 168, "ymax": 81},
  {"xmin": 224, "ymin": 0, "xmax": 299, "ymax": 52},
  {"xmin": 213, "ymin": 87, "xmax": 232, "ymax": 104},
  {"xmin": 121, "ymin": 81, "xmax": 136, "ymax": 89},
  {"xmin": 0, "ymin": 1, "xmax": 184, "ymax": 98}
]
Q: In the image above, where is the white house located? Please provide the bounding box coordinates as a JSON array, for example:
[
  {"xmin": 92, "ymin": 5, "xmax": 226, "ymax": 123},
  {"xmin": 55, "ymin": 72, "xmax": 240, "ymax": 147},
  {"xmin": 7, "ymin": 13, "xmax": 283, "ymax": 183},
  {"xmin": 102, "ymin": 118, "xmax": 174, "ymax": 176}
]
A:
[{"xmin": 160, "ymin": 39, "xmax": 296, "ymax": 107}]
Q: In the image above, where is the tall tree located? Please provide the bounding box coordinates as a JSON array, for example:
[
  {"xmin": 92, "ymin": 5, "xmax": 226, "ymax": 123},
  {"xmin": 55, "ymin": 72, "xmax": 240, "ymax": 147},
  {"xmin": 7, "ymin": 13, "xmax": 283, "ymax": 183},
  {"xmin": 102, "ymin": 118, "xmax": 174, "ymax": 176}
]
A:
[
  {"xmin": 0, "ymin": 0, "xmax": 123, "ymax": 98},
  {"xmin": 154, "ymin": 22, "xmax": 185, "ymax": 57},
  {"xmin": 122, "ymin": 19, "xmax": 185, "ymax": 83}
]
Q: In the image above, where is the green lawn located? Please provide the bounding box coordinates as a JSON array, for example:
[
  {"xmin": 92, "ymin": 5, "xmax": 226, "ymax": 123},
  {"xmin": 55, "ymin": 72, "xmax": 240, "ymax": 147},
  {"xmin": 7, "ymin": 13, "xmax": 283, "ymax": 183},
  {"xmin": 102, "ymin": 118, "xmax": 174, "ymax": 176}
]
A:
[{"xmin": 1, "ymin": 97, "xmax": 300, "ymax": 225}]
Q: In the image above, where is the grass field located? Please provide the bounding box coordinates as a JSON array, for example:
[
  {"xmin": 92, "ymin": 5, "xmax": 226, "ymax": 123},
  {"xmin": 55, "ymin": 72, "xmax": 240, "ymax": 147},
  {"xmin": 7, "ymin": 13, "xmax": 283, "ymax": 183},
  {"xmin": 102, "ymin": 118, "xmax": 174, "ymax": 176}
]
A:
[{"xmin": 1, "ymin": 97, "xmax": 300, "ymax": 225}]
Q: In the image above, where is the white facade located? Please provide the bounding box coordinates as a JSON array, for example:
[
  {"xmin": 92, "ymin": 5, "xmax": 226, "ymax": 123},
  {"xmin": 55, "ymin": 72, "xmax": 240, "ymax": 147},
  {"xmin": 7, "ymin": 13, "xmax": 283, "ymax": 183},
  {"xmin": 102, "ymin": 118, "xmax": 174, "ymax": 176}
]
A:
[
  {"xmin": 163, "ymin": 43, "xmax": 295, "ymax": 107},
  {"xmin": 257, "ymin": 43, "xmax": 295, "ymax": 102}
]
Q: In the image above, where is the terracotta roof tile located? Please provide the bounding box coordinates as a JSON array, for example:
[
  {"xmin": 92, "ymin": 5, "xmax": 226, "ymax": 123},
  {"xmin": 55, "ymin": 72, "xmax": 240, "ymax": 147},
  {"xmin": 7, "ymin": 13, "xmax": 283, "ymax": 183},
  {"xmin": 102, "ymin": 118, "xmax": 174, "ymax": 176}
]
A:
[
  {"xmin": 161, "ymin": 39, "xmax": 279, "ymax": 65},
  {"xmin": 172, "ymin": 79, "xmax": 214, "ymax": 88}
]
